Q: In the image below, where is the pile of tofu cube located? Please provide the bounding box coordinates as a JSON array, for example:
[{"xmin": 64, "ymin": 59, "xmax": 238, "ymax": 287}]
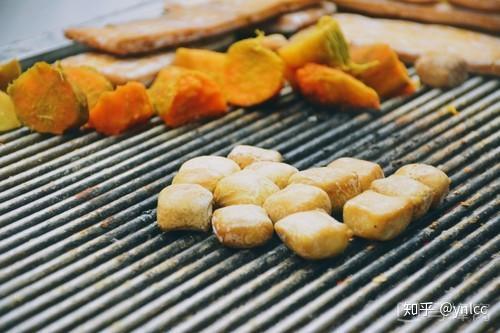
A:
[{"xmin": 157, "ymin": 145, "xmax": 450, "ymax": 260}]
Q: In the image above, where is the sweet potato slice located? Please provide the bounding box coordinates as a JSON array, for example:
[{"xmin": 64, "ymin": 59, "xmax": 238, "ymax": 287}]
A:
[
  {"xmin": 224, "ymin": 36, "xmax": 285, "ymax": 107},
  {"xmin": 89, "ymin": 81, "xmax": 153, "ymax": 135},
  {"xmin": 63, "ymin": 66, "xmax": 113, "ymax": 109},
  {"xmin": 0, "ymin": 91, "xmax": 21, "ymax": 132},
  {"xmin": 173, "ymin": 48, "xmax": 227, "ymax": 87},
  {"xmin": 8, "ymin": 62, "xmax": 88, "ymax": 134},
  {"xmin": 296, "ymin": 63, "xmax": 380, "ymax": 109},
  {"xmin": 148, "ymin": 66, "xmax": 227, "ymax": 127},
  {"xmin": 350, "ymin": 44, "xmax": 416, "ymax": 98},
  {"xmin": 0, "ymin": 59, "xmax": 21, "ymax": 91},
  {"xmin": 278, "ymin": 16, "xmax": 372, "ymax": 74}
]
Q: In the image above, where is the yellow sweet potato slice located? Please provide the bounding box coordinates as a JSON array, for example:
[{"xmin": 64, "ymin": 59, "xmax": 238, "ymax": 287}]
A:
[
  {"xmin": 8, "ymin": 62, "xmax": 87, "ymax": 134},
  {"xmin": 224, "ymin": 36, "xmax": 285, "ymax": 107},
  {"xmin": 0, "ymin": 91, "xmax": 21, "ymax": 132},
  {"xmin": 173, "ymin": 48, "xmax": 227, "ymax": 87},
  {"xmin": 0, "ymin": 59, "xmax": 21, "ymax": 91},
  {"xmin": 278, "ymin": 16, "xmax": 372, "ymax": 74},
  {"xmin": 148, "ymin": 66, "xmax": 227, "ymax": 127},
  {"xmin": 63, "ymin": 66, "xmax": 113, "ymax": 109},
  {"xmin": 89, "ymin": 81, "xmax": 153, "ymax": 135},
  {"xmin": 296, "ymin": 63, "xmax": 380, "ymax": 109}
]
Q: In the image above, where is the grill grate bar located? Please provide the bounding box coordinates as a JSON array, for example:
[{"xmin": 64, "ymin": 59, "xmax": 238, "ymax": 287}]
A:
[
  {"xmin": 403, "ymin": 254, "xmax": 500, "ymax": 333},
  {"xmin": 283, "ymin": 77, "xmax": 484, "ymax": 167},
  {"xmin": 334, "ymin": 223, "xmax": 500, "ymax": 333},
  {"xmin": 0, "ymin": 108, "xmax": 308, "ymax": 278},
  {"xmin": 265, "ymin": 195, "xmax": 498, "ymax": 333},
  {"xmin": 0, "ymin": 123, "xmax": 166, "ymax": 197}
]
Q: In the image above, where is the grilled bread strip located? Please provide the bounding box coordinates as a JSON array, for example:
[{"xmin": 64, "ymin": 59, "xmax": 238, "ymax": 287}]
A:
[
  {"xmin": 335, "ymin": 14, "xmax": 500, "ymax": 76},
  {"xmin": 332, "ymin": 0, "xmax": 500, "ymax": 33},
  {"xmin": 65, "ymin": 0, "xmax": 320, "ymax": 55},
  {"xmin": 263, "ymin": 1, "xmax": 336, "ymax": 34},
  {"xmin": 448, "ymin": 0, "xmax": 500, "ymax": 12}
]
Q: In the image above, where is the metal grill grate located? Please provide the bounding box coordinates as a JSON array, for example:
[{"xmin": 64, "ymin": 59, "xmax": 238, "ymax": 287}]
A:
[
  {"xmin": 0, "ymin": 8, "xmax": 499, "ymax": 331},
  {"xmin": 0, "ymin": 69, "xmax": 498, "ymax": 332}
]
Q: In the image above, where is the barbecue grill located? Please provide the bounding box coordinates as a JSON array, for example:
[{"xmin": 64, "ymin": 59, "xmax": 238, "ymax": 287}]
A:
[{"xmin": 0, "ymin": 2, "xmax": 499, "ymax": 332}]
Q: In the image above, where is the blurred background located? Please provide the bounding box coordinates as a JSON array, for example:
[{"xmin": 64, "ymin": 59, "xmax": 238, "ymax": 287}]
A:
[{"xmin": 0, "ymin": 0, "xmax": 150, "ymax": 44}]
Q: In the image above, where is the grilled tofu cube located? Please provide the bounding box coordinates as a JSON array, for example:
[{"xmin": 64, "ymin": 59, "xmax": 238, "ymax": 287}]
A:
[
  {"xmin": 212, "ymin": 204, "xmax": 274, "ymax": 248},
  {"xmin": 157, "ymin": 184, "xmax": 213, "ymax": 232},
  {"xmin": 214, "ymin": 170, "xmax": 279, "ymax": 207},
  {"xmin": 395, "ymin": 164, "xmax": 451, "ymax": 208},
  {"xmin": 288, "ymin": 167, "xmax": 361, "ymax": 213},
  {"xmin": 343, "ymin": 190, "xmax": 413, "ymax": 241},
  {"xmin": 370, "ymin": 175, "xmax": 433, "ymax": 220},
  {"xmin": 174, "ymin": 156, "xmax": 241, "ymax": 192},
  {"xmin": 245, "ymin": 161, "xmax": 298, "ymax": 189},
  {"xmin": 173, "ymin": 168, "xmax": 223, "ymax": 192},
  {"xmin": 228, "ymin": 145, "xmax": 283, "ymax": 168},
  {"xmin": 179, "ymin": 155, "xmax": 241, "ymax": 176},
  {"xmin": 275, "ymin": 211, "xmax": 353, "ymax": 260},
  {"xmin": 327, "ymin": 157, "xmax": 384, "ymax": 190},
  {"xmin": 264, "ymin": 184, "xmax": 332, "ymax": 223}
]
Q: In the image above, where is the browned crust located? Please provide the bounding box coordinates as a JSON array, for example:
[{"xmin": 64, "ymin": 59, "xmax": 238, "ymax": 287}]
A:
[
  {"xmin": 262, "ymin": 1, "xmax": 337, "ymax": 34},
  {"xmin": 334, "ymin": 13, "xmax": 500, "ymax": 76},
  {"xmin": 65, "ymin": 0, "xmax": 321, "ymax": 55},
  {"xmin": 448, "ymin": 0, "xmax": 500, "ymax": 12},
  {"xmin": 333, "ymin": 0, "xmax": 500, "ymax": 33}
]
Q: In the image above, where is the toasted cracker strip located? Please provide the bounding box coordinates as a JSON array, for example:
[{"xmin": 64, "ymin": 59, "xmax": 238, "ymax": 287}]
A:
[
  {"xmin": 263, "ymin": 1, "xmax": 336, "ymax": 34},
  {"xmin": 60, "ymin": 35, "xmax": 235, "ymax": 86},
  {"xmin": 65, "ymin": 0, "xmax": 321, "ymax": 55},
  {"xmin": 333, "ymin": 0, "xmax": 500, "ymax": 33},
  {"xmin": 334, "ymin": 13, "xmax": 500, "ymax": 76},
  {"xmin": 60, "ymin": 52, "xmax": 174, "ymax": 86},
  {"xmin": 449, "ymin": 0, "xmax": 500, "ymax": 12}
]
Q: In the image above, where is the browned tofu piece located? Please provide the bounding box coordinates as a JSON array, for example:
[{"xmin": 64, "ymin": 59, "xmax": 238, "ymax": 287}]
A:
[
  {"xmin": 179, "ymin": 156, "xmax": 241, "ymax": 175},
  {"xmin": 214, "ymin": 170, "xmax": 280, "ymax": 207},
  {"xmin": 172, "ymin": 168, "xmax": 222, "ymax": 192},
  {"xmin": 275, "ymin": 210, "xmax": 353, "ymax": 259},
  {"xmin": 288, "ymin": 167, "xmax": 361, "ymax": 213},
  {"xmin": 157, "ymin": 184, "xmax": 213, "ymax": 232},
  {"xmin": 395, "ymin": 163, "xmax": 451, "ymax": 208},
  {"xmin": 263, "ymin": 184, "xmax": 332, "ymax": 223},
  {"xmin": 327, "ymin": 157, "xmax": 384, "ymax": 190},
  {"xmin": 174, "ymin": 156, "xmax": 241, "ymax": 192},
  {"xmin": 212, "ymin": 204, "xmax": 274, "ymax": 248},
  {"xmin": 343, "ymin": 190, "xmax": 413, "ymax": 241},
  {"xmin": 245, "ymin": 161, "xmax": 298, "ymax": 189},
  {"xmin": 370, "ymin": 175, "xmax": 433, "ymax": 220},
  {"xmin": 228, "ymin": 145, "xmax": 283, "ymax": 168}
]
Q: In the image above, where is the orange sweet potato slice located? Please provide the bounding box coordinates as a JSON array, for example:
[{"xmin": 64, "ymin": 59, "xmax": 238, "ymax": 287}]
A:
[
  {"xmin": 8, "ymin": 62, "xmax": 88, "ymax": 134},
  {"xmin": 63, "ymin": 66, "xmax": 113, "ymax": 109},
  {"xmin": 296, "ymin": 63, "xmax": 380, "ymax": 110},
  {"xmin": 89, "ymin": 81, "xmax": 153, "ymax": 135},
  {"xmin": 148, "ymin": 66, "xmax": 227, "ymax": 127}
]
